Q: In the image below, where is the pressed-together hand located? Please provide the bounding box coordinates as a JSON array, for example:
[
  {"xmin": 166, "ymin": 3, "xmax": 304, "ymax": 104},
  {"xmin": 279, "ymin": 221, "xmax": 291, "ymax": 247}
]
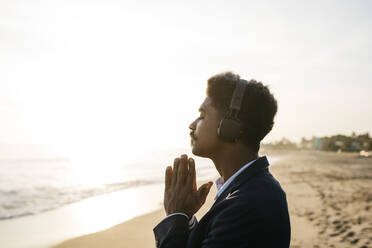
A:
[{"xmin": 164, "ymin": 154, "xmax": 213, "ymax": 218}]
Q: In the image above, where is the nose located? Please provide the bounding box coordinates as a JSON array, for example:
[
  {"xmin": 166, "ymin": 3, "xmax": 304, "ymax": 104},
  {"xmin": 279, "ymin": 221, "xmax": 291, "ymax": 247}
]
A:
[{"xmin": 189, "ymin": 119, "xmax": 196, "ymax": 131}]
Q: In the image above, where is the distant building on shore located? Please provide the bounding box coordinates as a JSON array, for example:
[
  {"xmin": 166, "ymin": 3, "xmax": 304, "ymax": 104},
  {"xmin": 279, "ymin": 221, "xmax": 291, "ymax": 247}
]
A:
[{"xmin": 265, "ymin": 132, "xmax": 371, "ymax": 152}]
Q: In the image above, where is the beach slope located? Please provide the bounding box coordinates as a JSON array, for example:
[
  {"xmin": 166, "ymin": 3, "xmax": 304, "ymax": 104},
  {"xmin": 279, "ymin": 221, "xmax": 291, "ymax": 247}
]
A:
[
  {"xmin": 53, "ymin": 151, "xmax": 372, "ymax": 248},
  {"xmin": 52, "ymin": 180, "xmax": 218, "ymax": 248}
]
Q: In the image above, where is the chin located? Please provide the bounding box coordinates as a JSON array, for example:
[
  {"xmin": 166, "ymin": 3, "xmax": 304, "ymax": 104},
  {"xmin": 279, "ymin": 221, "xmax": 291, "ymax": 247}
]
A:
[
  {"xmin": 191, "ymin": 144, "xmax": 200, "ymax": 156},
  {"xmin": 191, "ymin": 146, "xmax": 199, "ymax": 156},
  {"xmin": 191, "ymin": 144, "xmax": 209, "ymax": 158}
]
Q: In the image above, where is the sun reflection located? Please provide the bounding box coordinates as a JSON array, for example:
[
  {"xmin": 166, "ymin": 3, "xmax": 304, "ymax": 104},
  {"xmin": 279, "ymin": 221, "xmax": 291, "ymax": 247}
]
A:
[
  {"xmin": 63, "ymin": 141, "xmax": 140, "ymax": 187},
  {"xmin": 68, "ymin": 158, "xmax": 123, "ymax": 187},
  {"xmin": 68, "ymin": 184, "xmax": 163, "ymax": 235}
]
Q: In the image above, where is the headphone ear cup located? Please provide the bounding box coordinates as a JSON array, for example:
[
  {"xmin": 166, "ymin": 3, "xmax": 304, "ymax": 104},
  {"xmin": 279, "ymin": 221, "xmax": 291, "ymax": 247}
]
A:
[{"xmin": 217, "ymin": 118, "xmax": 243, "ymax": 142}]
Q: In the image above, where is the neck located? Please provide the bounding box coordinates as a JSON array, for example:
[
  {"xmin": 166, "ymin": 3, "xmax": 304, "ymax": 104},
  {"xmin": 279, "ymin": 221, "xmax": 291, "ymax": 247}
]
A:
[{"xmin": 211, "ymin": 144, "xmax": 258, "ymax": 183}]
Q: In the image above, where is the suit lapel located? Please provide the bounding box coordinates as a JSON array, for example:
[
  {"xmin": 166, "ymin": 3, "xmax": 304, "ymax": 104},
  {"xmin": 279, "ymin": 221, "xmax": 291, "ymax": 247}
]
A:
[
  {"xmin": 212, "ymin": 156, "xmax": 270, "ymax": 206},
  {"xmin": 188, "ymin": 157, "xmax": 270, "ymax": 247}
]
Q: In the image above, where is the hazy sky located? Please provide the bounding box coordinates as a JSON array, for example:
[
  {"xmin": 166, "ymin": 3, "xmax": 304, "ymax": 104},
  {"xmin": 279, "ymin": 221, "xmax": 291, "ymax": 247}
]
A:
[{"xmin": 0, "ymin": 0, "xmax": 371, "ymax": 157}]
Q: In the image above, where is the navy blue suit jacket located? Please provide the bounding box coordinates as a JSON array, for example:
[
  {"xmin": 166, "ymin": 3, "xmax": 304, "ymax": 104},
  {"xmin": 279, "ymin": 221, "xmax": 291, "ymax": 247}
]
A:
[{"xmin": 153, "ymin": 156, "xmax": 291, "ymax": 248}]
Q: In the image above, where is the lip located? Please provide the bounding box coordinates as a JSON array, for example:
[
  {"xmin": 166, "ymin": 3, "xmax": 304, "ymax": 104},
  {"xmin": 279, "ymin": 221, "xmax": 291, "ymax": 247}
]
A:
[{"xmin": 190, "ymin": 132, "xmax": 196, "ymax": 140}]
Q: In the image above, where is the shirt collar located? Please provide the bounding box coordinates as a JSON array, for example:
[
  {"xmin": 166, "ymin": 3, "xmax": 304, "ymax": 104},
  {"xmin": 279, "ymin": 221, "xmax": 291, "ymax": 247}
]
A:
[{"xmin": 214, "ymin": 158, "xmax": 258, "ymax": 201}]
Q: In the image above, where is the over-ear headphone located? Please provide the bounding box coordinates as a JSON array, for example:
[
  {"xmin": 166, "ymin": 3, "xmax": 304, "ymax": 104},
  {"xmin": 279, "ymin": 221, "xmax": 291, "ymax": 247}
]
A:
[{"xmin": 217, "ymin": 79, "xmax": 247, "ymax": 142}]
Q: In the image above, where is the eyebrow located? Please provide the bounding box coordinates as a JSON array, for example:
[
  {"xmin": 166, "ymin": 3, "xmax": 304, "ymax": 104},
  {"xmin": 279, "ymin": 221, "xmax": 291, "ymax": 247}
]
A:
[{"xmin": 198, "ymin": 107, "xmax": 206, "ymax": 112}]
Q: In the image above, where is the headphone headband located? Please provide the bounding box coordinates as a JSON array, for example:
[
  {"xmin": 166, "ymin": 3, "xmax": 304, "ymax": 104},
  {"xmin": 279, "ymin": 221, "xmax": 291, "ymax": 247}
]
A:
[{"xmin": 229, "ymin": 79, "xmax": 247, "ymax": 112}]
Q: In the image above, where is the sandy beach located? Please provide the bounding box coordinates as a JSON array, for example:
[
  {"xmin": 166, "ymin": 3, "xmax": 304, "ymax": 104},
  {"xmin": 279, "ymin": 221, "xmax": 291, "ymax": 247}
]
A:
[
  {"xmin": 52, "ymin": 150, "xmax": 372, "ymax": 248},
  {"xmin": 51, "ymin": 178, "xmax": 218, "ymax": 248}
]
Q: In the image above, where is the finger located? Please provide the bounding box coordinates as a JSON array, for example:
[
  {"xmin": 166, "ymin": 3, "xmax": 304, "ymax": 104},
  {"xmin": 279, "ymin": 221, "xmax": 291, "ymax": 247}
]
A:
[
  {"xmin": 171, "ymin": 158, "xmax": 180, "ymax": 187},
  {"xmin": 177, "ymin": 154, "xmax": 188, "ymax": 186},
  {"xmin": 197, "ymin": 182, "xmax": 213, "ymax": 205},
  {"xmin": 165, "ymin": 166, "xmax": 172, "ymax": 191},
  {"xmin": 187, "ymin": 157, "xmax": 197, "ymax": 192}
]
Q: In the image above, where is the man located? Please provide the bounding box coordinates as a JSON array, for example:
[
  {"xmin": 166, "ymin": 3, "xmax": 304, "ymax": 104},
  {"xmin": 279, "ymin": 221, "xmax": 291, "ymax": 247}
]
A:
[{"xmin": 153, "ymin": 72, "xmax": 291, "ymax": 247}]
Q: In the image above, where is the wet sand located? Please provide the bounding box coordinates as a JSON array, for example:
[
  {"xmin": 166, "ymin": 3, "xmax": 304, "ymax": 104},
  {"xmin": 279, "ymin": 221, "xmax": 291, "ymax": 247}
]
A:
[
  {"xmin": 53, "ymin": 150, "xmax": 372, "ymax": 248},
  {"xmin": 52, "ymin": 179, "xmax": 218, "ymax": 248}
]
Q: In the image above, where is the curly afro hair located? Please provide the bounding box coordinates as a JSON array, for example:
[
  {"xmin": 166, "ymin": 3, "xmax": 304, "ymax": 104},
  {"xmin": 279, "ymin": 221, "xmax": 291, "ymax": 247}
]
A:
[{"xmin": 207, "ymin": 72, "xmax": 278, "ymax": 152}]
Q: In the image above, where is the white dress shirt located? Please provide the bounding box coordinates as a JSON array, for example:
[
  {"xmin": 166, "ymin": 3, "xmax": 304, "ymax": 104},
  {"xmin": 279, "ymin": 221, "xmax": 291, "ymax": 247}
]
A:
[
  {"xmin": 214, "ymin": 158, "xmax": 257, "ymax": 201},
  {"xmin": 159, "ymin": 158, "xmax": 258, "ymax": 230}
]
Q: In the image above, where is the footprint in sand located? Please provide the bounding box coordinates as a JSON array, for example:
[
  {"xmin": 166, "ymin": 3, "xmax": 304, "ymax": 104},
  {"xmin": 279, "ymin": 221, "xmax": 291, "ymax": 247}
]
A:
[
  {"xmin": 332, "ymin": 220, "xmax": 340, "ymax": 225},
  {"xmin": 350, "ymin": 238, "xmax": 359, "ymax": 245},
  {"xmin": 335, "ymin": 224, "xmax": 342, "ymax": 230},
  {"xmin": 339, "ymin": 225, "xmax": 350, "ymax": 234},
  {"xmin": 357, "ymin": 216, "xmax": 362, "ymax": 225}
]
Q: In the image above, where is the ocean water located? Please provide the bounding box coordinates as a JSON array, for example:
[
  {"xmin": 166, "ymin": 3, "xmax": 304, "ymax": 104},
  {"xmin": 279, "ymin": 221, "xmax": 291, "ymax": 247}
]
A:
[{"xmin": 0, "ymin": 144, "xmax": 218, "ymax": 221}]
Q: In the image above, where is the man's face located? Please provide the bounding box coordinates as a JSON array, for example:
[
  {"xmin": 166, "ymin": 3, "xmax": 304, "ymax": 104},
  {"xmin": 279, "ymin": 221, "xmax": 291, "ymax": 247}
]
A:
[{"xmin": 189, "ymin": 97, "xmax": 222, "ymax": 158}]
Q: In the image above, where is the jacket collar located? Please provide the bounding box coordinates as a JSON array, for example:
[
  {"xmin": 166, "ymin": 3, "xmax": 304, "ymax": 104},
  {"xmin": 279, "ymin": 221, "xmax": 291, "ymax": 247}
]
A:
[{"xmin": 213, "ymin": 156, "xmax": 270, "ymax": 205}]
